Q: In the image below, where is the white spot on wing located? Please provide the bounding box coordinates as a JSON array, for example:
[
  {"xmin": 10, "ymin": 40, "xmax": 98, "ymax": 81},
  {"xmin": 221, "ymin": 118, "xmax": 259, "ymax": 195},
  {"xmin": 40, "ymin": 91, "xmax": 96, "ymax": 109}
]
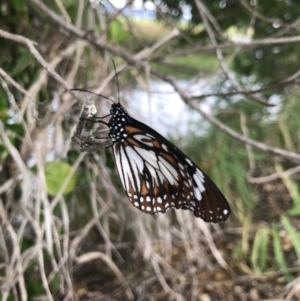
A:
[
  {"xmin": 196, "ymin": 169, "xmax": 204, "ymax": 179},
  {"xmin": 162, "ymin": 144, "xmax": 168, "ymax": 152},
  {"xmin": 194, "ymin": 186, "xmax": 201, "ymax": 201},
  {"xmin": 186, "ymin": 158, "xmax": 193, "ymax": 166}
]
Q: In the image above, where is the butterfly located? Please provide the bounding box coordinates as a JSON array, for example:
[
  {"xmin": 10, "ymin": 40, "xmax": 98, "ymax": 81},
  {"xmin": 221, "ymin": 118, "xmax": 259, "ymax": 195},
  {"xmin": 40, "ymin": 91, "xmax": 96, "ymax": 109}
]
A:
[{"xmin": 73, "ymin": 90, "xmax": 231, "ymax": 223}]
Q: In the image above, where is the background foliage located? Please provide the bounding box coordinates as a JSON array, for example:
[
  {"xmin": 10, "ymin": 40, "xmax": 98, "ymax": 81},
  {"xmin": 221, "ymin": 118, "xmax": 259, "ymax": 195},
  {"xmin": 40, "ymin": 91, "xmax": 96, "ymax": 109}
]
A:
[{"xmin": 1, "ymin": 0, "xmax": 300, "ymax": 300}]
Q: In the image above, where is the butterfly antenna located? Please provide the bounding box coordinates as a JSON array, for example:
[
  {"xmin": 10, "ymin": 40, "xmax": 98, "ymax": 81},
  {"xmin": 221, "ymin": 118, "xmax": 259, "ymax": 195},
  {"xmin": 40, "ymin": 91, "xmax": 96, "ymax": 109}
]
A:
[
  {"xmin": 112, "ymin": 59, "xmax": 121, "ymax": 103},
  {"xmin": 70, "ymin": 88, "xmax": 115, "ymax": 104}
]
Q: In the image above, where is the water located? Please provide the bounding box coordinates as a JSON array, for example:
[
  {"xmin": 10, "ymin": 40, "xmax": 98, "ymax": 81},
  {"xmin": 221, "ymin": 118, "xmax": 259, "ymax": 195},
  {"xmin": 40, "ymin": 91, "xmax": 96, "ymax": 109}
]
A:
[{"xmin": 124, "ymin": 79, "xmax": 216, "ymax": 137}]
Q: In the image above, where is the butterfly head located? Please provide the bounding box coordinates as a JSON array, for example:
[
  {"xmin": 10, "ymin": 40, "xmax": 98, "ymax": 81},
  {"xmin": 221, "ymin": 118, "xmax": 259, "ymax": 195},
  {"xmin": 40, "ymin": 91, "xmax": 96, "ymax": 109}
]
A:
[{"xmin": 108, "ymin": 103, "xmax": 129, "ymax": 142}]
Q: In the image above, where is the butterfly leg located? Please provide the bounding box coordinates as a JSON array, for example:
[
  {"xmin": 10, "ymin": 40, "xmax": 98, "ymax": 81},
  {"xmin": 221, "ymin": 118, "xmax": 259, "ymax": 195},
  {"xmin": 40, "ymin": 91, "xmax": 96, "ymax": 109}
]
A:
[{"xmin": 73, "ymin": 105, "xmax": 112, "ymax": 154}]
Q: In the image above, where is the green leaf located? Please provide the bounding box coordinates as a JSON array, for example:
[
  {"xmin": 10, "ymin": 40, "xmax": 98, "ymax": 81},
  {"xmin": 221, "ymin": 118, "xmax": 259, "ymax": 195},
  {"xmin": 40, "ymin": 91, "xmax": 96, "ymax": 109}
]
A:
[
  {"xmin": 259, "ymin": 229, "xmax": 269, "ymax": 272},
  {"xmin": 272, "ymin": 222, "xmax": 292, "ymax": 282},
  {"xmin": 11, "ymin": 0, "xmax": 24, "ymax": 12},
  {"xmin": 61, "ymin": 0, "xmax": 75, "ymax": 8},
  {"xmin": 109, "ymin": 19, "xmax": 130, "ymax": 43},
  {"xmin": 26, "ymin": 280, "xmax": 44, "ymax": 297},
  {"xmin": 11, "ymin": 49, "xmax": 32, "ymax": 77},
  {"xmin": 50, "ymin": 273, "xmax": 60, "ymax": 294},
  {"xmin": 5, "ymin": 123, "xmax": 24, "ymax": 137},
  {"xmin": 276, "ymin": 164, "xmax": 300, "ymax": 206},
  {"xmin": 0, "ymin": 90, "xmax": 9, "ymax": 117},
  {"xmin": 45, "ymin": 161, "xmax": 76, "ymax": 196},
  {"xmin": 288, "ymin": 205, "xmax": 300, "ymax": 216},
  {"xmin": 251, "ymin": 227, "xmax": 269, "ymax": 273},
  {"xmin": 281, "ymin": 215, "xmax": 300, "ymax": 259}
]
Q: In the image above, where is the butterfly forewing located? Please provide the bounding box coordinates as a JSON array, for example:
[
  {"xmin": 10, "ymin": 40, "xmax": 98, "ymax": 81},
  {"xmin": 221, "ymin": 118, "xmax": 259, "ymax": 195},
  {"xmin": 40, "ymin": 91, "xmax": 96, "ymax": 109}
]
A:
[
  {"xmin": 113, "ymin": 130, "xmax": 195, "ymax": 215},
  {"xmin": 109, "ymin": 111, "xmax": 230, "ymax": 223}
]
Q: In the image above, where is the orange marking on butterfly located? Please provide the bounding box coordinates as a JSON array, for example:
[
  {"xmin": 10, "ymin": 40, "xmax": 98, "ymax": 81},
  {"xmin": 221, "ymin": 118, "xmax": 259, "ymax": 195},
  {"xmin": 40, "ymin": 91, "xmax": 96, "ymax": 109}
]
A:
[
  {"xmin": 125, "ymin": 125, "xmax": 144, "ymax": 135},
  {"xmin": 153, "ymin": 184, "xmax": 160, "ymax": 196},
  {"xmin": 128, "ymin": 183, "xmax": 135, "ymax": 197},
  {"xmin": 140, "ymin": 180, "xmax": 148, "ymax": 196},
  {"xmin": 150, "ymin": 140, "xmax": 161, "ymax": 148},
  {"xmin": 124, "ymin": 137, "xmax": 141, "ymax": 147},
  {"xmin": 160, "ymin": 152, "xmax": 178, "ymax": 167},
  {"xmin": 163, "ymin": 181, "xmax": 169, "ymax": 192}
]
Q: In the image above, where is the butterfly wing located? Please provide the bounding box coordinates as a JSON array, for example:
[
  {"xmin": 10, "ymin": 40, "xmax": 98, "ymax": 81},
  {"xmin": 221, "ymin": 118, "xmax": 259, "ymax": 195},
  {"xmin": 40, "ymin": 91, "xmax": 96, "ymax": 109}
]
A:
[{"xmin": 113, "ymin": 117, "xmax": 230, "ymax": 223}]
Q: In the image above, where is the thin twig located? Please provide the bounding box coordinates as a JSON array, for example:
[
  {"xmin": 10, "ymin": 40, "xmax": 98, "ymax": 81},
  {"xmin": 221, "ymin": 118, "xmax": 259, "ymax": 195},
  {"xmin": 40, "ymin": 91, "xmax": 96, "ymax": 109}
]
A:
[
  {"xmin": 247, "ymin": 165, "xmax": 300, "ymax": 184},
  {"xmin": 0, "ymin": 68, "xmax": 36, "ymax": 101}
]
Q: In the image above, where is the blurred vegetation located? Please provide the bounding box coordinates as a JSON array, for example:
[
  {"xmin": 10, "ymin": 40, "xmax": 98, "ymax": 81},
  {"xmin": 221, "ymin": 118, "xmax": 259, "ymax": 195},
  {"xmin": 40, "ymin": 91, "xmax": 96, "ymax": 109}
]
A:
[
  {"xmin": 1, "ymin": 0, "xmax": 300, "ymax": 300},
  {"xmin": 151, "ymin": 0, "xmax": 300, "ymax": 84}
]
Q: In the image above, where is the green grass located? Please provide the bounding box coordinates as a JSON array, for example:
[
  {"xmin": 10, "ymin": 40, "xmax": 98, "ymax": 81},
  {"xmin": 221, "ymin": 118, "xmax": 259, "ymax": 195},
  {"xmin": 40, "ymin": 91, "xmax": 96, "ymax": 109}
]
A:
[
  {"xmin": 150, "ymin": 53, "xmax": 219, "ymax": 78},
  {"xmin": 170, "ymin": 53, "xmax": 219, "ymax": 72}
]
